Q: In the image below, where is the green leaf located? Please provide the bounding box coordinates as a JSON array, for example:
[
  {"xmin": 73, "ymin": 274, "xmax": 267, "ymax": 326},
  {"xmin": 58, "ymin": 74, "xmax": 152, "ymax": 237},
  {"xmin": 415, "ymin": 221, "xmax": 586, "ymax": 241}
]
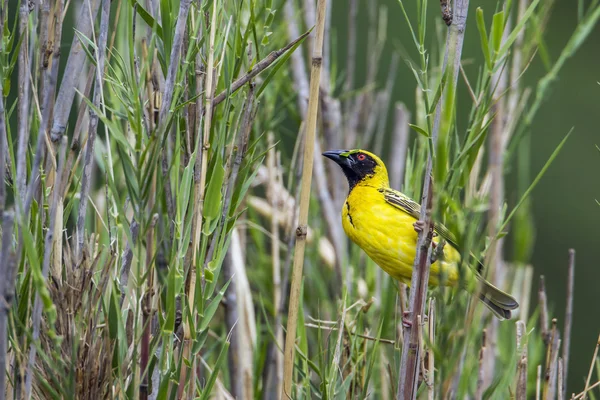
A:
[
  {"xmin": 409, "ymin": 124, "xmax": 429, "ymax": 138},
  {"xmin": 476, "ymin": 8, "xmax": 492, "ymax": 70},
  {"xmin": 199, "ymin": 340, "xmax": 230, "ymax": 400},
  {"xmin": 203, "ymin": 153, "xmax": 225, "ymax": 220},
  {"xmin": 490, "ymin": 11, "xmax": 505, "ymax": 56},
  {"xmin": 199, "ymin": 278, "xmax": 232, "ymax": 332}
]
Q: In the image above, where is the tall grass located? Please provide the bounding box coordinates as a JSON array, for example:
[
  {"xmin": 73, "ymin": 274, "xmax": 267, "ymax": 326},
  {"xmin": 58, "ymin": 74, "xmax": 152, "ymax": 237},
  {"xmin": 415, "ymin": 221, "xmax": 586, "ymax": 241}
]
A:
[{"xmin": 0, "ymin": 0, "xmax": 598, "ymax": 399}]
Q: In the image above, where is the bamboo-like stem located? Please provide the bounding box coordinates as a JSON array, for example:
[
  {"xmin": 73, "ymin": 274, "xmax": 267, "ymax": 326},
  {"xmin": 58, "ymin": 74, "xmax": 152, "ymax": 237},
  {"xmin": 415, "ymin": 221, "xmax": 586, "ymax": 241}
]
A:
[
  {"xmin": 212, "ymin": 31, "xmax": 310, "ymax": 107},
  {"xmin": 24, "ymin": 137, "xmax": 67, "ymax": 399},
  {"xmin": 582, "ymin": 334, "xmax": 600, "ymax": 400},
  {"xmin": 397, "ymin": 2, "xmax": 469, "ymax": 399},
  {"xmin": 76, "ymin": 0, "xmax": 110, "ymax": 262},
  {"xmin": 543, "ymin": 319, "xmax": 560, "ymax": 400},
  {"xmin": 427, "ymin": 298, "xmax": 435, "ymax": 400},
  {"xmin": 539, "ymin": 276, "xmax": 550, "ymax": 343},
  {"xmin": 50, "ymin": 0, "xmax": 101, "ymax": 142},
  {"xmin": 16, "ymin": 0, "xmax": 31, "ymax": 201},
  {"xmin": 223, "ymin": 85, "xmax": 256, "ymax": 399},
  {"xmin": 161, "ymin": 0, "xmax": 192, "ymax": 241},
  {"xmin": 563, "ymin": 249, "xmax": 575, "ymax": 398},
  {"xmin": 558, "ymin": 358, "xmax": 564, "ymax": 400},
  {"xmin": 476, "ymin": 330, "xmax": 487, "ymax": 400},
  {"xmin": 516, "ymin": 321, "xmax": 528, "ymax": 400},
  {"xmin": 0, "ymin": 212, "xmax": 15, "ymax": 400},
  {"xmin": 21, "ymin": 0, "xmax": 65, "ymax": 223},
  {"xmin": 389, "ymin": 103, "xmax": 411, "ymax": 190},
  {"xmin": 536, "ymin": 364, "xmax": 542, "ymax": 400},
  {"xmin": 268, "ymin": 134, "xmax": 284, "ymax": 397},
  {"xmin": 0, "ymin": 85, "xmax": 6, "ymax": 215},
  {"xmin": 282, "ymin": 0, "xmax": 328, "ymax": 396},
  {"xmin": 193, "ymin": 0, "xmax": 217, "ymax": 288}
]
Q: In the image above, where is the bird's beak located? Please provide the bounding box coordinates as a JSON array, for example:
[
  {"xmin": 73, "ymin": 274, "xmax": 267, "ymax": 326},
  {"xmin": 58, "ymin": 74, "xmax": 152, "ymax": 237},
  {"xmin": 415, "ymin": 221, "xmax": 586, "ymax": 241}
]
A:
[{"xmin": 322, "ymin": 150, "xmax": 351, "ymax": 168}]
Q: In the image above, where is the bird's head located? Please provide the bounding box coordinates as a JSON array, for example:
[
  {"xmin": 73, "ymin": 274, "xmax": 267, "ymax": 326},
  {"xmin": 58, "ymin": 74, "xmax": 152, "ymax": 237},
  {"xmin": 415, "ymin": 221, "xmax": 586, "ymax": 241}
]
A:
[{"xmin": 322, "ymin": 149, "xmax": 389, "ymax": 191}]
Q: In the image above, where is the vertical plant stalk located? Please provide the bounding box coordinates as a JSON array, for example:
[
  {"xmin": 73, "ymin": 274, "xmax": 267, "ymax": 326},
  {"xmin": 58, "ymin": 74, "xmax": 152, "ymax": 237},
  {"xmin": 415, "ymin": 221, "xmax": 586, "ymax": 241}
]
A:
[
  {"xmin": 24, "ymin": 137, "xmax": 67, "ymax": 399},
  {"xmin": 21, "ymin": 0, "xmax": 65, "ymax": 223},
  {"xmin": 193, "ymin": 0, "xmax": 217, "ymax": 286},
  {"xmin": 582, "ymin": 335, "xmax": 600, "ymax": 400},
  {"xmin": 285, "ymin": 0, "xmax": 344, "ymax": 291},
  {"xmin": 516, "ymin": 320, "xmax": 528, "ymax": 400},
  {"xmin": 0, "ymin": 213, "xmax": 15, "ymax": 400},
  {"xmin": 16, "ymin": 0, "xmax": 31, "ymax": 201},
  {"xmin": 427, "ymin": 298, "xmax": 435, "ymax": 400},
  {"xmin": 562, "ymin": 249, "xmax": 575, "ymax": 398},
  {"xmin": 76, "ymin": 0, "xmax": 110, "ymax": 262},
  {"xmin": 223, "ymin": 85, "xmax": 256, "ymax": 399},
  {"xmin": 476, "ymin": 330, "xmax": 487, "ymax": 400},
  {"xmin": 281, "ymin": 0, "xmax": 328, "ymax": 396},
  {"xmin": 0, "ymin": 88, "xmax": 6, "ymax": 215},
  {"xmin": 389, "ymin": 103, "xmax": 411, "ymax": 190},
  {"xmin": 542, "ymin": 319, "xmax": 560, "ymax": 400},
  {"xmin": 268, "ymin": 133, "xmax": 284, "ymax": 397},
  {"xmin": 49, "ymin": 0, "xmax": 101, "ymax": 142},
  {"xmin": 160, "ymin": 0, "xmax": 192, "ymax": 241},
  {"xmin": 398, "ymin": 1, "xmax": 469, "ymax": 399}
]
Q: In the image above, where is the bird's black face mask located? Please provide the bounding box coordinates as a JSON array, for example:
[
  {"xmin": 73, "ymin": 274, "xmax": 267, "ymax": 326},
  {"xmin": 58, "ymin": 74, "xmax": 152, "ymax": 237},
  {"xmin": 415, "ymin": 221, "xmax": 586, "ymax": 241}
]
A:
[{"xmin": 322, "ymin": 150, "xmax": 377, "ymax": 192}]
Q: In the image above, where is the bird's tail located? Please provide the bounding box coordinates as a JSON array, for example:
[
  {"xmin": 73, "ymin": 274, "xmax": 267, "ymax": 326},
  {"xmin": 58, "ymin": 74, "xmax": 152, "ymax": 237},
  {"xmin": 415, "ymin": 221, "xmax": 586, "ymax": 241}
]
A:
[{"xmin": 475, "ymin": 275, "xmax": 519, "ymax": 320}]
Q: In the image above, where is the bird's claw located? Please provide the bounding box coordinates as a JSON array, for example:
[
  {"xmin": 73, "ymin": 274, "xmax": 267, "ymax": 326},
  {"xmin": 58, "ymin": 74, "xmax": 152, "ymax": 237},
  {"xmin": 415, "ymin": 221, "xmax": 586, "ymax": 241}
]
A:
[
  {"xmin": 413, "ymin": 220, "xmax": 426, "ymax": 233},
  {"xmin": 402, "ymin": 311, "xmax": 429, "ymax": 328}
]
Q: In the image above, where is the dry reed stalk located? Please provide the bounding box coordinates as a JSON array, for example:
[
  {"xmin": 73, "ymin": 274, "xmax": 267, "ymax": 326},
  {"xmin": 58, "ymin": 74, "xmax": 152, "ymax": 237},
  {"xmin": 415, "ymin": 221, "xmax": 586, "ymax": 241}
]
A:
[
  {"xmin": 537, "ymin": 364, "xmax": 542, "ymax": 400},
  {"xmin": 539, "ymin": 276, "xmax": 550, "ymax": 343},
  {"xmin": 268, "ymin": 134, "xmax": 284, "ymax": 397},
  {"xmin": 282, "ymin": 0, "xmax": 328, "ymax": 396},
  {"xmin": 476, "ymin": 330, "xmax": 487, "ymax": 400},
  {"xmin": 427, "ymin": 299, "xmax": 436, "ymax": 400},
  {"xmin": 193, "ymin": 0, "xmax": 217, "ymax": 289},
  {"xmin": 398, "ymin": 1, "xmax": 470, "ymax": 398},
  {"xmin": 389, "ymin": 103, "xmax": 411, "ymax": 190},
  {"xmin": 16, "ymin": 0, "xmax": 31, "ymax": 201},
  {"xmin": 76, "ymin": 0, "xmax": 110, "ymax": 262},
  {"xmin": 24, "ymin": 137, "xmax": 67, "ymax": 399},
  {"xmin": 563, "ymin": 249, "xmax": 575, "ymax": 398},
  {"xmin": 0, "ymin": 212, "xmax": 15, "ymax": 400},
  {"xmin": 516, "ymin": 321, "xmax": 528, "ymax": 400},
  {"xmin": 581, "ymin": 334, "xmax": 600, "ymax": 400},
  {"xmin": 222, "ymin": 84, "xmax": 256, "ymax": 400},
  {"xmin": 50, "ymin": 0, "xmax": 101, "ymax": 143}
]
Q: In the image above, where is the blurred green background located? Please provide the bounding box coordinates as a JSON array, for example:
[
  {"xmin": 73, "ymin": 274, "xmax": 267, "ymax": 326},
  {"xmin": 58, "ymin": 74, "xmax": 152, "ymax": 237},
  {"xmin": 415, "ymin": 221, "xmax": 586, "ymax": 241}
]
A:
[{"xmin": 328, "ymin": 0, "xmax": 600, "ymax": 390}]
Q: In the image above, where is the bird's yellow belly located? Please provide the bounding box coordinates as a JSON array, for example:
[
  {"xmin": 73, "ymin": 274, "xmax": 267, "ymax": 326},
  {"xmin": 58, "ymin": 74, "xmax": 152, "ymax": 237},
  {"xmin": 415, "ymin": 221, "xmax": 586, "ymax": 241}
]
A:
[{"xmin": 342, "ymin": 195, "xmax": 461, "ymax": 287}]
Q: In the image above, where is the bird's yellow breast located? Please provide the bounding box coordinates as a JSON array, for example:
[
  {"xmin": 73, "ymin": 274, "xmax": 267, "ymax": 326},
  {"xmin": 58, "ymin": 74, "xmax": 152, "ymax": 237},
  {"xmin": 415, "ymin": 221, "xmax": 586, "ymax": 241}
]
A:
[{"xmin": 342, "ymin": 185, "xmax": 464, "ymax": 287}]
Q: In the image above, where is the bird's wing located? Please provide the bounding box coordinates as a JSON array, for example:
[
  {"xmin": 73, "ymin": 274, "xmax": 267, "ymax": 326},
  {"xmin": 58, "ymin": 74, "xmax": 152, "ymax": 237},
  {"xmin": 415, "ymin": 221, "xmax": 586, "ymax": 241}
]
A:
[{"xmin": 381, "ymin": 187, "xmax": 460, "ymax": 249}]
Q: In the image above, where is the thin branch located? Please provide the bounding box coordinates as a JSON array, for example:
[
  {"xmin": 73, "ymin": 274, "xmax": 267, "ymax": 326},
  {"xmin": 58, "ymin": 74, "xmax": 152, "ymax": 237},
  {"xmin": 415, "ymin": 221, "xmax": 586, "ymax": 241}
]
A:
[
  {"xmin": 582, "ymin": 334, "xmax": 600, "ymax": 400},
  {"xmin": 24, "ymin": 137, "xmax": 67, "ymax": 399},
  {"xmin": 76, "ymin": 0, "xmax": 110, "ymax": 262},
  {"xmin": 16, "ymin": 0, "xmax": 31, "ymax": 200},
  {"xmin": 539, "ymin": 275, "xmax": 550, "ymax": 343},
  {"xmin": 212, "ymin": 30, "xmax": 310, "ymax": 107},
  {"xmin": 389, "ymin": 103, "xmax": 411, "ymax": 190},
  {"xmin": 282, "ymin": 0, "xmax": 328, "ymax": 396},
  {"xmin": 50, "ymin": 0, "xmax": 101, "ymax": 142},
  {"xmin": 0, "ymin": 212, "xmax": 15, "ymax": 400},
  {"xmin": 516, "ymin": 321, "xmax": 528, "ymax": 400},
  {"xmin": 563, "ymin": 249, "xmax": 575, "ymax": 399},
  {"xmin": 397, "ymin": 1, "xmax": 470, "ymax": 399}
]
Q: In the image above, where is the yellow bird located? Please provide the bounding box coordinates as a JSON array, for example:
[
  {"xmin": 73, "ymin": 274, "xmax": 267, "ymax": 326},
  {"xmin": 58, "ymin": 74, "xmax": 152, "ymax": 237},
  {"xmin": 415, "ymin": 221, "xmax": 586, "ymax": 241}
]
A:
[{"xmin": 323, "ymin": 149, "xmax": 519, "ymax": 319}]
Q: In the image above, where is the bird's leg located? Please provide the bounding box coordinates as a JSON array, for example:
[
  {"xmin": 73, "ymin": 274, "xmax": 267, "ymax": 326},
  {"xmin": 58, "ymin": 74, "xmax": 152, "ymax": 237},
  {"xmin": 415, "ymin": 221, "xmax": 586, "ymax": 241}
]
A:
[
  {"xmin": 402, "ymin": 311, "xmax": 429, "ymax": 328},
  {"xmin": 402, "ymin": 311, "xmax": 413, "ymax": 328}
]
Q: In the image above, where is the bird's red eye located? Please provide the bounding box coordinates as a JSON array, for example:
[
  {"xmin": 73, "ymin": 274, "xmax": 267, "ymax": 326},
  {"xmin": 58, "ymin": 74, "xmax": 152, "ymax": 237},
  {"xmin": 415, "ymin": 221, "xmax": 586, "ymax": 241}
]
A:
[{"xmin": 357, "ymin": 153, "xmax": 366, "ymax": 161}]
